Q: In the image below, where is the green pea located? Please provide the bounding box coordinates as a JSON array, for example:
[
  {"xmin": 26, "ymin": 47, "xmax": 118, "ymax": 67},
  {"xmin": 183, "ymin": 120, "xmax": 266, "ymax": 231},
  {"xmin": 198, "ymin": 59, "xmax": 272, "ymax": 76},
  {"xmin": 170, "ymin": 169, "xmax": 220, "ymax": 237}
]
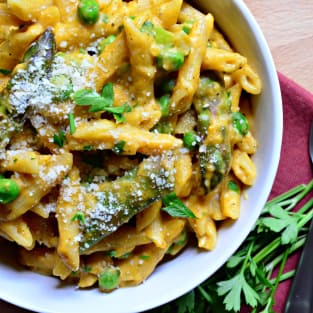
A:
[
  {"xmin": 0, "ymin": 178, "xmax": 20, "ymax": 204},
  {"xmin": 158, "ymin": 94, "xmax": 170, "ymax": 117},
  {"xmin": 77, "ymin": 0, "xmax": 100, "ymax": 25},
  {"xmin": 183, "ymin": 131, "xmax": 199, "ymax": 150},
  {"xmin": 157, "ymin": 49, "xmax": 184, "ymax": 71},
  {"xmin": 232, "ymin": 112, "xmax": 249, "ymax": 136},
  {"xmin": 98, "ymin": 268, "xmax": 120, "ymax": 290}
]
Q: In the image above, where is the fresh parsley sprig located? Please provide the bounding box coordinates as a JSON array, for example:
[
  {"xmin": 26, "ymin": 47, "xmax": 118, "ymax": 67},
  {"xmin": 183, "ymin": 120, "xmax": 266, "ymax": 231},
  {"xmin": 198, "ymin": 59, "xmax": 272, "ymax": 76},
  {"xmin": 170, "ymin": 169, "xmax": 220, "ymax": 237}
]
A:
[
  {"xmin": 149, "ymin": 180, "xmax": 313, "ymax": 313},
  {"xmin": 73, "ymin": 82, "xmax": 131, "ymax": 123}
]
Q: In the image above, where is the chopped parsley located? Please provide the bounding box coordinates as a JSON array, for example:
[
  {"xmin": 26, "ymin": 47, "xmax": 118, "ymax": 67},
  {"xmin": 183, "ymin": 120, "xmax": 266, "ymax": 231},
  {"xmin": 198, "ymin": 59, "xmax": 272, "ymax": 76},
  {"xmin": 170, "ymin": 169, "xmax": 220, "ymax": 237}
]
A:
[
  {"xmin": 228, "ymin": 180, "xmax": 240, "ymax": 193},
  {"xmin": 83, "ymin": 145, "xmax": 93, "ymax": 151},
  {"xmin": 0, "ymin": 69, "xmax": 12, "ymax": 75},
  {"xmin": 73, "ymin": 88, "xmax": 108, "ymax": 108},
  {"xmin": 117, "ymin": 252, "xmax": 132, "ymax": 259},
  {"xmin": 53, "ymin": 130, "xmax": 65, "ymax": 147},
  {"xmin": 69, "ymin": 113, "xmax": 76, "ymax": 134},
  {"xmin": 112, "ymin": 140, "xmax": 126, "ymax": 154},
  {"xmin": 162, "ymin": 192, "xmax": 196, "ymax": 218},
  {"xmin": 83, "ymin": 265, "xmax": 92, "ymax": 273},
  {"xmin": 73, "ymin": 83, "xmax": 131, "ymax": 122},
  {"xmin": 98, "ymin": 35, "xmax": 117, "ymax": 53},
  {"xmin": 106, "ymin": 250, "xmax": 117, "ymax": 258},
  {"xmin": 107, "ymin": 103, "xmax": 132, "ymax": 123},
  {"xmin": 100, "ymin": 82, "xmax": 114, "ymax": 106},
  {"xmin": 70, "ymin": 212, "xmax": 86, "ymax": 224}
]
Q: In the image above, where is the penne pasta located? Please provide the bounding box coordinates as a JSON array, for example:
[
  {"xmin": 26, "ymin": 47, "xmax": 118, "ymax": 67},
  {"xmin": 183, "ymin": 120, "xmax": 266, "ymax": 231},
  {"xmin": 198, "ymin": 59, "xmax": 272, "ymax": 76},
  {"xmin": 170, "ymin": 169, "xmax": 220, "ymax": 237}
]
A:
[{"xmin": 0, "ymin": 0, "xmax": 261, "ymax": 292}]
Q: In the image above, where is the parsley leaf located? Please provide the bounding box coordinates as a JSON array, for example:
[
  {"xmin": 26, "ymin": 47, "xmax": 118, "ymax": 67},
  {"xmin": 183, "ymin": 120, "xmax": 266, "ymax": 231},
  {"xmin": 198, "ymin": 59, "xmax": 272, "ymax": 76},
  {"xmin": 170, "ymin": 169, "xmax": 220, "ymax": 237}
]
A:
[
  {"xmin": 73, "ymin": 89, "xmax": 107, "ymax": 107},
  {"xmin": 104, "ymin": 103, "xmax": 132, "ymax": 123},
  {"xmin": 73, "ymin": 85, "xmax": 131, "ymax": 122},
  {"xmin": 226, "ymin": 254, "xmax": 245, "ymax": 268},
  {"xmin": 112, "ymin": 140, "xmax": 126, "ymax": 154},
  {"xmin": 70, "ymin": 212, "xmax": 86, "ymax": 224},
  {"xmin": 176, "ymin": 290, "xmax": 195, "ymax": 313},
  {"xmin": 217, "ymin": 272, "xmax": 259, "ymax": 311},
  {"xmin": 83, "ymin": 145, "xmax": 93, "ymax": 151},
  {"xmin": 101, "ymin": 82, "xmax": 114, "ymax": 106},
  {"xmin": 53, "ymin": 130, "xmax": 65, "ymax": 147},
  {"xmin": 162, "ymin": 192, "xmax": 196, "ymax": 218},
  {"xmin": 258, "ymin": 205, "xmax": 299, "ymax": 244}
]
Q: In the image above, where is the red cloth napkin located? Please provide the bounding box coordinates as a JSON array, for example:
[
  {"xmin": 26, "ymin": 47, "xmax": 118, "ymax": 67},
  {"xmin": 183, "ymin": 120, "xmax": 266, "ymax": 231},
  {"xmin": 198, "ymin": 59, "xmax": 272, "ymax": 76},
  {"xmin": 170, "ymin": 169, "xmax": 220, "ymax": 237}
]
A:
[
  {"xmin": 271, "ymin": 72, "xmax": 313, "ymax": 195},
  {"xmin": 270, "ymin": 72, "xmax": 313, "ymax": 312},
  {"xmin": 1, "ymin": 73, "xmax": 313, "ymax": 313}
]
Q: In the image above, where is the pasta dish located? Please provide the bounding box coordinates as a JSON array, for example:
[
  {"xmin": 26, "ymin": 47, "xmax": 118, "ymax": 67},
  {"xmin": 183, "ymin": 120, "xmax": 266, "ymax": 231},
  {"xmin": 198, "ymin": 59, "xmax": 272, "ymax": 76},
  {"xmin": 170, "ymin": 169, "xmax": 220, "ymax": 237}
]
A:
[{"xmin": 0, "ymin": 0, "xmax": 261, "ymax": 291}]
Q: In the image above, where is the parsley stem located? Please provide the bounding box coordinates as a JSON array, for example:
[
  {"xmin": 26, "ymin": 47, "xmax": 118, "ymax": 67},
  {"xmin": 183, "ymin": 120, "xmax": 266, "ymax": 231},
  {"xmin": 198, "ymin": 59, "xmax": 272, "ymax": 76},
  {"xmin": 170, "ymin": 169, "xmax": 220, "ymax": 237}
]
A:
[
  {"xmin": 241, "ymin": 240, "xmax": 254, "ymax": 274},
  {"xmin": 265, "ymin": 235, "xmax": 306, "ymax": 271},
  {"xmin": 253, "ymin": 237, "xmax": 280, "ymax": 265},
  {"xmin": 261, "ymin": 246, "xmax": 291, "ymax": 313},
  {"xmin": 263, "ymin": 179, "xmax": 313, "ymax": 213},
  {"xmin": 269, "ymin": 269, "xmax": 295, "ymax": 285},
  {"xmin": 297, "ymin": 207, "xmax": 313, "ymax": 228},
  {"xmin": 280, "ymin": 179, "xmax": 313, "ymax": 211},
  {"xmin": 197, "ymin": 285, "xmax": 212, "ymax": 303},
  {"xmin": 264, "ymin": 184, "xmax": 305, "ymax": 210},
  {"xmin": 297, "ymin": 197, "xmax": 313, "ymax": 215}
]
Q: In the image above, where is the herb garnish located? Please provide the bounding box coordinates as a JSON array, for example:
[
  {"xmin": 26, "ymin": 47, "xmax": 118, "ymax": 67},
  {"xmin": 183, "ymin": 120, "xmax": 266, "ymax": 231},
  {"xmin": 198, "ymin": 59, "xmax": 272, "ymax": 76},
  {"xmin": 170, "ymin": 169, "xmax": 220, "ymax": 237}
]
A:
[
  {"xmin": 113, "ymin": 140, "xmax": 126, "ymax": 154},
  {"xmin": 228, "ymin": 180, "xmax": 240, "ymax": 193},
  {"xmin": 73, "ymin": 83, "xmax": 131, "ymax": 122},
  {"xmin": 70, "ymin": 212, "xmax": 86, "ymax": 224},
  {"xmin": 0, "ymin": 69, "xmax": 12, "ymax": 75},
  {"xmin": 53, "ymin": 130, "xmax": 65, "ymax": 147},
  {"xmin": 162, "ymin": 192, "xmax": 196, "ymax": 218},
  {"xmin": 69, "ymin": 112, "xmax": 76, "ymax": 134}
]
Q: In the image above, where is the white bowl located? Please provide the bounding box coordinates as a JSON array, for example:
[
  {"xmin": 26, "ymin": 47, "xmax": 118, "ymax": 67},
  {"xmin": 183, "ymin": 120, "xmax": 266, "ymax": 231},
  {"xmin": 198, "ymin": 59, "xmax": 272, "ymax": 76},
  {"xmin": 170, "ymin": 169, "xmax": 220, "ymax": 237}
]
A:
[{"xmin": 0, "ymin": 0, "xmax": 282, "ymax": 312}]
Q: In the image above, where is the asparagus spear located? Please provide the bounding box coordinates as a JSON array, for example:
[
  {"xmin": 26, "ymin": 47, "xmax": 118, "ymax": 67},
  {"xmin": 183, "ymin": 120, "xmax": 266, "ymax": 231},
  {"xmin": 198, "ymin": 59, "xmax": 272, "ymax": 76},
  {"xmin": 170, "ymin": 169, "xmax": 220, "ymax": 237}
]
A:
[
  {"xmin": 193, "ymin": 75, "xmax": 232, "ymax": 194},
  {"xmin": 80, "ymin": 153, "xmax": 175, "ymax": 252},
  {"xmin": 0, "ymin": 28, "xmax": 56, "ymax": 151}
]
